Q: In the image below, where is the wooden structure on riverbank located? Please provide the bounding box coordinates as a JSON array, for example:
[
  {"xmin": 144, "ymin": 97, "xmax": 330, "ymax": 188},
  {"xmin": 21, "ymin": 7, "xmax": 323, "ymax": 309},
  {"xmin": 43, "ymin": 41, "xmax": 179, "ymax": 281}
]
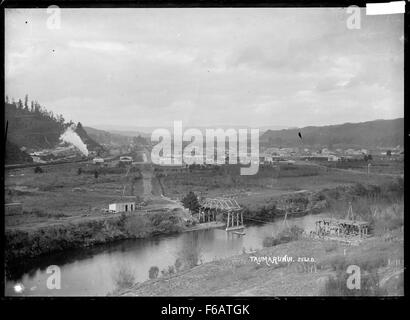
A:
[
  {"xmin": 314, "ymin": 218, "xmax": 369, "ymax": 237},
  {"xmin": 198, "ymin": 198, "xmax": 244, "ymax": 231},
  {"xmin": 312, "ymin": 203, "xmax": 370, "ymax": 245}
]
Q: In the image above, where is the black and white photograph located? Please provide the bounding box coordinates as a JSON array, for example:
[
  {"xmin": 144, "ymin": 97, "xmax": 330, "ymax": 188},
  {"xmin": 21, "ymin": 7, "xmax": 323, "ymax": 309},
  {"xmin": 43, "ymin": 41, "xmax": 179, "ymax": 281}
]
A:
[{"xmin": 2, "ymin": 2, "xmax": 405, "ymax": 301}]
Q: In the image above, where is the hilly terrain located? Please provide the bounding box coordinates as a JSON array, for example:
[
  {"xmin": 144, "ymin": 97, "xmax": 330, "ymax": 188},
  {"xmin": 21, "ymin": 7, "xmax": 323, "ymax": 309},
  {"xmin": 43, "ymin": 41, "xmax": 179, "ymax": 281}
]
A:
[
  {"xmin": 74, "ymin": 123, "xmax": 104, "ymax": 152},
  {"xmin": 260, "ymin": 118, "xmax": 404, "ymax": 149},
  {"xmin": 4, "ymin": 99, "xmax": 103, "ymax": 160},
  {"xmin": 83, "ymin": 126, "xmax": 133, "ymax": 146},
  {"xmin": 84, "ymin": 126, "xmax": 151, "ymax": 148},
  {"xmin": 5, "ymin": 101, "xmax": 65, "ymax": 150}
]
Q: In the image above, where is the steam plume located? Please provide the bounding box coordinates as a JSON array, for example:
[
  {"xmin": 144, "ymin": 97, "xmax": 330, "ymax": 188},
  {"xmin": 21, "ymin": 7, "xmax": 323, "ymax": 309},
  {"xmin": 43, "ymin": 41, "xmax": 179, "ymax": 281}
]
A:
[{"xmin": 60, "ymin": 125, "xmax": 89, "ymax": 156}]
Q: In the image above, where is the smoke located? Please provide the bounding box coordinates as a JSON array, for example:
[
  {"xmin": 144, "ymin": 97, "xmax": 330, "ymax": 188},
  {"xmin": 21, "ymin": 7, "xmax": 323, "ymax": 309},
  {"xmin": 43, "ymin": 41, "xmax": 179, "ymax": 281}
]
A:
[{"xmin": 59, "ymin": 125, "xmax": 89, "ymax": 156}]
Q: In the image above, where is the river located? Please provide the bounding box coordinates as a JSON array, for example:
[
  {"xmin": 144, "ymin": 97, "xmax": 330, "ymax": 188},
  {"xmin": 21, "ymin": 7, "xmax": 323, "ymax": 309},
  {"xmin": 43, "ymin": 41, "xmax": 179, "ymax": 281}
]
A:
[{"xmin": 5, "ymin": 214, "xmax": 321, "ymax": 296}]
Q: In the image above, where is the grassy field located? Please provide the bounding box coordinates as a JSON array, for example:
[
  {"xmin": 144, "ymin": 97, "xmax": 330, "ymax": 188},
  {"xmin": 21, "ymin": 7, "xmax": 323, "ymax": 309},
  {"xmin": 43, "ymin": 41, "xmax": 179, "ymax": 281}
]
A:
[
  {"xmin": 159, "ymin": 161, "xmax": 400, "ymax": 209},
  {"xmin": 5, "ymin": 159, "xmax": 401, "ymax": 229},
  {"xmin": 5, "ymin": 162, "xmax": 145, "ymax": 228},
  {"xmin": 321, "ymin": 157, "xmax": 403, "ymax": 175}
]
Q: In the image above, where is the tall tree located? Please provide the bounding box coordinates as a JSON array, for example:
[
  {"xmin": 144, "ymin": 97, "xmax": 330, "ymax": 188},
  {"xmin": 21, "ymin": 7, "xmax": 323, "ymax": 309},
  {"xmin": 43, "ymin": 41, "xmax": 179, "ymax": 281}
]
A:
[
  {"xmin": 24, "ymin": 94, "xmax": 29, "ymax": 110},
  {"xmin": 182, "ymin": 191, "xmax": 200, "ymax": 213},
  {"xmin": 17, "ymin": 99, "xmax": 23, "ymax": 109}
]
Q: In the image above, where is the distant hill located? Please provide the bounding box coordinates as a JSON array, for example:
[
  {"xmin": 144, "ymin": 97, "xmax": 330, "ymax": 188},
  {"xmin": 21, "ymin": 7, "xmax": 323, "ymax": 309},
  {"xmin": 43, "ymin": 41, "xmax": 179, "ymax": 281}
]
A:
[
  {"xmin": 5, "ymin": 99, "xmax": 102, "ymax": 154},
  {"xmin": 84, "ymin": 126, "xmax": 150, "ymax": 148},
  {"xmin": 84, "ymin": 126, "xmax": 133, "ymax": 146},
  {"xmin": 74, "ymin": 123, "xmax": 104, "ymax": 152},
  {"xmin": 108, "ymin": 129, "xmax": 151, "ymax": 138},
  {"xmin": 260, "ymin": 118, "xmax": 404, "ymax": 149}
]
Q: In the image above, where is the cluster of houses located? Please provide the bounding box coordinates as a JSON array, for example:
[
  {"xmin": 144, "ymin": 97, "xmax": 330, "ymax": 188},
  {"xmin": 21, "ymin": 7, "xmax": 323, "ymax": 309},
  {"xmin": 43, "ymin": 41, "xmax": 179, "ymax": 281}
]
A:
[
  {"xmin": 259, "ymin": 146, "xmax": 403, "ymax": 163},
  {"xmin": 92, "ymin": 144, "xmax": 404, "ymax": 168}
]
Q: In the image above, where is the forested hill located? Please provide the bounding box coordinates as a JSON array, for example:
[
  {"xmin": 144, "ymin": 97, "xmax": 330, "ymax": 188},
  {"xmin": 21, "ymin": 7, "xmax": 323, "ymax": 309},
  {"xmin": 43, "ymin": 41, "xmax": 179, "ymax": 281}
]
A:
[
  {"xmin": 260, "ymin": 118, "xmax": 404, "ymax": 149},
  {"xmin": 75, "ymin": 122, "xmax": 104, "ymax": 152},
  {"xmin": 5, "ymin": 100, "xmax": 65, "ymax": 150},
  {"xmin": 4, "ymin": 97, "xmax": 102, "ymax": 152},
  {"xmin": 84, "ymin": 126, "xmax": 133, "ymax": 146}
]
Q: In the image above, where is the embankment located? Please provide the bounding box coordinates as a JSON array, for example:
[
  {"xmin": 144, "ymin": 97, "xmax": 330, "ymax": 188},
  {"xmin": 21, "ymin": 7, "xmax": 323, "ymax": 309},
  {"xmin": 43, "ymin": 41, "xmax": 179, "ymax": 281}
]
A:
[
  {"xmin": 5, "ymin": 210, "xmax": 184, "ymax": 272},
  {"xmin": 118, "ymin": 231, "xmax": 403, "ymax": 296}
]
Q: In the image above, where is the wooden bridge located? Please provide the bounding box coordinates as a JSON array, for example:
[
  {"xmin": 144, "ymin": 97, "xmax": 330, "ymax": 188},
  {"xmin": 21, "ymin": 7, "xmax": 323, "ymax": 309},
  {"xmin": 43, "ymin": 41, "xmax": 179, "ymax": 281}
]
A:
[{"xmin": 198, "ymin": 197, "xmax": 245, "ymax": 231}]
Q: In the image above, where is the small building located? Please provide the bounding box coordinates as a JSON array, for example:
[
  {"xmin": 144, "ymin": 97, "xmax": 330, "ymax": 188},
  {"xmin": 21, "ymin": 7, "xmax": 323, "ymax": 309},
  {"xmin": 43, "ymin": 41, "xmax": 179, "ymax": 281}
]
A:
[
  {"xmin": 328, "ymin": 155, "xmax": 340, "ymax": 162},
  {"xmin": 108, "ymin": 202, "xmax": 136, "ymax": 213},
  {"xmin": 93, "ymin": 157, "xmax": 104, "ymax": 164},
  {"xmin": 119, "ymin": 156, "xmax": 133, "ymax": 163}
]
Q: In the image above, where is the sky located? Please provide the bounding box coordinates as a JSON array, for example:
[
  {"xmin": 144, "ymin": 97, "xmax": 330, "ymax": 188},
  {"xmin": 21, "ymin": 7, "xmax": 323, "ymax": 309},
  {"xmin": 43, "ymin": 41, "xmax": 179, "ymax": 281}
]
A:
[{"xmin": 5, "ymin": 8, "xmax": 404, "ymax": 131}]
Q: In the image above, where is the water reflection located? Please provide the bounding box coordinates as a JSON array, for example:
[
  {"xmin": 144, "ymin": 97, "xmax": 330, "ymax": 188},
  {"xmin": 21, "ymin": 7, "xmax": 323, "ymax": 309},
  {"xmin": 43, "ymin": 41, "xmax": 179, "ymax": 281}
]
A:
[{"xmin": 5, "ymin": 214, "xmax": 322, "ymax": 296}]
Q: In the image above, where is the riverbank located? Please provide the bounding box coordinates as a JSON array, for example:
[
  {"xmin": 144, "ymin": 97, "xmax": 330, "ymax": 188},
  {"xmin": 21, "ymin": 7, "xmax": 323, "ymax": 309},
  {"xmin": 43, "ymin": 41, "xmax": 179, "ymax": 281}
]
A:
[
  {"xmin": 5, "ymin": 209, "xmax": 183, "ymax": 270},
  {"xmin": 118, "ymin": 229, "xmax": 404, "ymax": 296},
  {"xmin": 5, "ymin": 210, "xmax": 225, "ymax": 273}
]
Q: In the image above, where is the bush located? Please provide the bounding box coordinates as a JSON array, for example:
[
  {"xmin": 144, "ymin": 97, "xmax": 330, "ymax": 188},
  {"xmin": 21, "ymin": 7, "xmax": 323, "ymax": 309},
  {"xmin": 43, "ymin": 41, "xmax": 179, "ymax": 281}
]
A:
[
  {"xmin": 112, "ymin": 264, "xmax": 135, "ymax": 290},
  {"xmin": 161, "ymin": 265, "xmax": 176, "ymax": 277},
  {"xmin": 148, "ymin": 212, "xmax": 183, "ymax": 235},
  {"xmin": 34, "ymin": 166, "xmax": 43, "ymax": 173},
  {"xmin": 174, "ymin": 258, "xmax": 183, "ymax": 272},
  {"xmin": 148, "ymin": 266, "xmax": 159, "ymax": 279},
  {"xmin": 122, "ymin": 215, "xmax": 149, "ymax": 237},
  {"xmin": 262, "ymin": 225, "xmax": 303, "ymax": 247},
  {"xmin": 182, "ymin": 191, "xmax": 200, "ymax": 213}
]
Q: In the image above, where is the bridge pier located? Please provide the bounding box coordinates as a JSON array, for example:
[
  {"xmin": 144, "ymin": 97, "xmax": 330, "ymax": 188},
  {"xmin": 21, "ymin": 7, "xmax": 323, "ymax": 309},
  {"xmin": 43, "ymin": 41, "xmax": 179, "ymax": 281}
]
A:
[
  {"xmin": 197, "ymin": 198, "xmax": 244, "ymax": 231},
  {"xmin": 226, "ymin": 210, "xmax": 244, "ymax": 231}
]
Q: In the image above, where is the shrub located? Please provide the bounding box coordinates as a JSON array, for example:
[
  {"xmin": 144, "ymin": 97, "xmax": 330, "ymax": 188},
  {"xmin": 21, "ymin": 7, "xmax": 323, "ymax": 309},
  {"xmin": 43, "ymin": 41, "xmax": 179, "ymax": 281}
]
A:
[
  {"xmin": 148, "ymin": 266, "xmax": 159, "ymax": 279},
  {"xmin": 113, "ymin": 264, "xmax": 135, "ymax": 290},
  {"xmin": 122, "ymin": 215, "xmax": 149, "ymax": 237},
  {"xmin": 174, "ymin": 258, "xmax": 183, "ymax": 272},
  {"xmin": 182, "ymin": 191, "xmax": 200, "ymax": 213},
  {"xmin": 34, "ymin": 166, "xmax": 43, "ymax": 173},
  {"xmin": 262, "ymin": 225, "xmax": 303, "ymax": 247}
]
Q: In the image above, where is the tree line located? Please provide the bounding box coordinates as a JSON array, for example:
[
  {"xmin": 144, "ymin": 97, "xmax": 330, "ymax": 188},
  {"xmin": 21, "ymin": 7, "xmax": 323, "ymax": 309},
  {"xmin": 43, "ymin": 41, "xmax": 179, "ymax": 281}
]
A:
[{"xmin": 5, "ymin": 94, "xmax": 73, "ymax": 128}]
